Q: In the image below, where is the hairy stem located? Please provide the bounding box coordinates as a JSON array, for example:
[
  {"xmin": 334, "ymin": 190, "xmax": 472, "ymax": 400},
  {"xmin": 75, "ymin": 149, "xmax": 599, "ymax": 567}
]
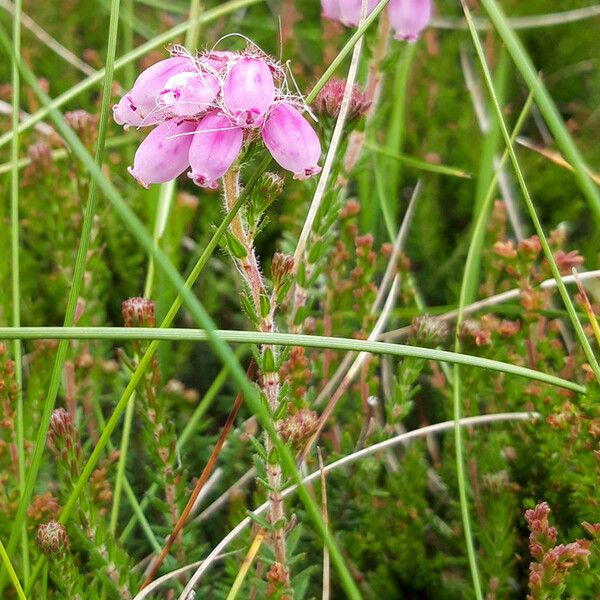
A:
[{"xmin": 222, "ymin": 170, "xmax": 288, "ymax": 578}]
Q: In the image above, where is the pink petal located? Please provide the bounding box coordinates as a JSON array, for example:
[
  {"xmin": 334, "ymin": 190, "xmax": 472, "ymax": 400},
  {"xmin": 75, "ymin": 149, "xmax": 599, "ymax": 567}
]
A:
[
  {"xmin": 321, "ymin": 0, "xmax": 343, "ymax": 20},
  {"xmin": 128, "ymin": 119, "xmax": 196, "ymax": 187},
  {"xmin": 158, "ymin": 71, "xmax": 220, "ymax": 117},
  {"xmin": 321, "ymin": 0, "xmax": 378, "ymax": 27},
  {"xmin": 113, "ymin": 57, "xmax": 196, "ymax": 127},
  {"xmin": 261, "ymin": 103, "xmax": 321, "ymax": 180},
  {"xmin": 388, "ymin": 0, "xmax": 432, "ymax": 42},
  {"xmin": 188, "ymin": 112, "xmax": 243, "ymax": 189},
  {"xmin": 223, "ymin": 57, "xmax": 275, "ymax": 128}
]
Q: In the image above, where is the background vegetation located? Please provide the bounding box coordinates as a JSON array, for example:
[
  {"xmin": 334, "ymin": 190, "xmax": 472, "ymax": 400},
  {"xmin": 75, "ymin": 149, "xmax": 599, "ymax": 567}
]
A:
[{"xmin": 0, "ymin": 0, "xmax": 599, "ymax": 598}]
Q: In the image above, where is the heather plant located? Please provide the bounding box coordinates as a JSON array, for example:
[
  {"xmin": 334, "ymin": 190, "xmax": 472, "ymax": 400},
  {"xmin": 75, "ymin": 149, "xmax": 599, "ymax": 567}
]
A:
[{"xmin": 0, "ymin": 1, "xmax": 599, "ymax": 599}]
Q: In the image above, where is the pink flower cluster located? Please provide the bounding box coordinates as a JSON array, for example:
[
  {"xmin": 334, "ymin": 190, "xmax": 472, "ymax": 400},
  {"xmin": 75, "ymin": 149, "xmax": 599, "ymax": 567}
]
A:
[
  {"xmin": 113, "ymin": 47, "xmax": 322, "ymax": 189},
  {"xmin": 322, "ymin": 0, "xmax": 432, "ymax": 42}
]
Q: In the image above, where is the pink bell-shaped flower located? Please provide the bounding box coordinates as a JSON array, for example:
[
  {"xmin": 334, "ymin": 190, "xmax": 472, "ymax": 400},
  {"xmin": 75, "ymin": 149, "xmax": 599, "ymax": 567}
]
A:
[
  {"xmin": 388, "ymin": 0, "xmax": 432, "ymax": 42},
  {"xmin": 321, "ymin": 0, "xmax": 343, "ymax": 21},
  {"xmin": 128, "ymin": 119, "xmax": 196, "ymax": 188},
  {"xmin": 113, "ymin": 57, "xmax": 195, "ymax": 127},
  {"xmin": 261, "ymin": 103, "xmax": 321, "ymax": 180},
  {"xmin": 158, "ymin": 70, "xmax": 220, "ymax": 117},
  {"xmin": 188, "ymin": 112, "xmax": 243, "ymax": 189},
  {"xmin": 223, "ymin": 57, "xmax": 275, "ymax": 128},
  {"xmin": 321, "ymin": 0, "xmax": 378, "ymax": 27}
]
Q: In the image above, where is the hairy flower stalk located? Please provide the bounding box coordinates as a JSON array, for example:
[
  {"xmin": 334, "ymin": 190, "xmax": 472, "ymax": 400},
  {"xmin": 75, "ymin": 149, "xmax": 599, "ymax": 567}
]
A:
[{"xmin": 222, "ymin": 169, "xmax": 289, "ymax": 582}]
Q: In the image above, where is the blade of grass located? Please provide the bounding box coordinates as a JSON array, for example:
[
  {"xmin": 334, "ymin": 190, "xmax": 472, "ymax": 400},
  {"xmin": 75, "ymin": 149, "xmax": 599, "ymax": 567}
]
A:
[
  {"xmin": 365, "ymin": 142, "xmax": 472, "ymax": 179},
  {"xmin": 9, "ymin": 0, "xmax": 28, "ymax": 583},
  {"xmin": 224, "ymin": 529, "xmax": 265, "ymax": 600},
  {"xmin": 0, "ymin": 327, "xmax": 584, "ymax": 395},
  {"xmin": 463, "ymin": 0, "xmax": 600, "ymax": 383},
  {"xmin": 0, "ymin": 0, "xmax": 121, "ymax": 590},
  {"xmin": 572, "ymin": 269, "xmax": 600, "ymax": 349},
  {"xmin": 4, "ymin": 39, "xmax": 362, "ymax": 600},
  {"xmin": 479, "ymin": 0, "xmax": 600, "ymax": 223},
  {"xmin": 448, "ymin": 27, "xmax": 535, "ymax": 599},
  {"xmin": 0, "ymin": 540, "xmax": 25, "ymax": 600},
  {"xmin": 0, "ymin": 0, "xmax": 262, "ymax": 151}
]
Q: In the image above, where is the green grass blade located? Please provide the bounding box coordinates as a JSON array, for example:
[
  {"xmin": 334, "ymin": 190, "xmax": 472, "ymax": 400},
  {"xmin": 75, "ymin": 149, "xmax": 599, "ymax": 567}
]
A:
[
  {"xmin": 0, "ymin": 327, "xmax": 584, "ymax": 395},
  {"xmin": 450, "ymin": 36, "xmax": 536, "ymax": 600},
  {"xmin": 479, "ymin": 0, "xmax": 600, "ymax": 223},
  {"xmin": 9, "ymin": 0, "xmax": 29, "ymax": 583},
  {"xmin": 0, "ymin": 540, "xmax": 26, "ymax": 600},
  {"xmin": 366, "ymin": 142, "xmax": 472, "ymax": 179}
]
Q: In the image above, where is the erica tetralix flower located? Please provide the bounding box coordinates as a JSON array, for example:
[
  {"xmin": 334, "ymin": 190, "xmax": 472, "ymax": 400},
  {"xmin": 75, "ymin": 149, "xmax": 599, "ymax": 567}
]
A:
[
  {"xmin": 113, "ymin": 57, "xmax": 195, "ymax": 127},
  {"xmin": 223, "ymin": 57, "xmax": 275, "ymax": 127},
  {"xmin": 321, "ymin": 0, "xmax": 432, "ymax": 42},
  {"xmin": 388, "ymin": 0, "xmax": 432, "ymax": 42},
  {"xmin": 115, "ymin": 42, "xmax": 322, "ymax": 188},
  {"xmin": 188, "ymin": 112, "xmax": 243, "ymax": 189},
  {"xmin": 262, "ymin": 103, "xmax": 322, "ymax": 180},
  {"xmin": 128, "ymin": 119, "xmax": 196, "ymax": 188}
]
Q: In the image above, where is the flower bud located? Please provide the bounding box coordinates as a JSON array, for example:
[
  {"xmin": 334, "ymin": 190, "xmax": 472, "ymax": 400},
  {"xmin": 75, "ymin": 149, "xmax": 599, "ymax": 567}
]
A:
[
  {"xmin": 36, "ymin": 521, "xmax": 70, "ymax": 556},
  {"xmin": 113, "ymin": 57, "xmax": 195, "ymax": 127},
  {"xmin": 128, "ymin": 119, "xmax": 196, "ymax": 188},
  {"xmin": 314, "ymin": 78, "xmax": 370, "ymax": 119},
  {"xmin": 277, "ymin": 408, "xmax": 319, "ymax": 446},
  {"xmin": 223, "ymin": 57, "xmax": 275, "ymax": 127},
  {"xmin": 188, "ymin": 112, "xmax": 243, "ymax": 189},
  {"xmin": 261, "ymin": 103, "xmax": 321, "ymax": 180},
  {"xmin": 122, "ymin": 297, "xmax": 156, "ymax": 327},
  {"xmin": 158, "ymin": 70, "xmax": 220, "ymax": 117},
  {"xmin": 388, "ymin": 0, "xmax": 432, "ymax": 42}
]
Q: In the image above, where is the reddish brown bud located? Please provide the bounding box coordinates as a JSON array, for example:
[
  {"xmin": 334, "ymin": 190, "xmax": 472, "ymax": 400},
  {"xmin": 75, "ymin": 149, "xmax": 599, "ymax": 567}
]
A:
[
  {"xmin": 122, "ymin": 297, "xmax": 156, "ymax": 327},
  {"xmin": 36, "ymin": 521, "xmax": 70, "ymax": 556},
  {"xmin": 271, "ymin": 252, "xmax": 294, "ymax": 286},
  {"xmin": 314, "ymin": 78, "xmax": 370, "ymax": 120},
  {"xmin": 277, "ymin": 408, "xmax": 318, "ymax": 446}
]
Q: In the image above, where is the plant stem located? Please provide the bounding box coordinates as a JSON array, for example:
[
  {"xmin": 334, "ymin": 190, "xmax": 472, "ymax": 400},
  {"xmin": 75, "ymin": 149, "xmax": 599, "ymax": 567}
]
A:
[{"xmin": 222, "ymin": 169, "xmax": 288, "ymax": 577}]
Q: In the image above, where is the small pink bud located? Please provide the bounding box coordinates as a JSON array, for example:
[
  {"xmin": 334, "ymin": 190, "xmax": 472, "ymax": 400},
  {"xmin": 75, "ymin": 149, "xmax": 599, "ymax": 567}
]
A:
[
  {"xmin": 113, "ymin": 57, "xmax": 195, "ymax": 127},
  {"xmin": 223, "ymin": 57, "xmax": 275, "ymax": 127},
  {"xmin": 388, "ymin": 0, "xmax": 432, "ymax": 42},
  {"xmin": 128, "ymin": 119, "xmax": 196, "ymax": 188},
  {"xmin": 261, "ymin": 103, "xmax": 321, "ymax": 180},
  {"xmin": 158, "ymin": 70, "xmax": 220, "ymax": 117},
  {"xmin": 188, "ymin": 112, "xmax": 243, "ymax": 189}
]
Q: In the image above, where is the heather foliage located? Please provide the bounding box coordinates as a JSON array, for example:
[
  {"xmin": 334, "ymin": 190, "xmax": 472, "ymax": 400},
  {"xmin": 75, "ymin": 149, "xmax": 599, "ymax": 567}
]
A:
[{"xmin": 0, "ymin": 1, "xmax": 599, "ymax": 599}]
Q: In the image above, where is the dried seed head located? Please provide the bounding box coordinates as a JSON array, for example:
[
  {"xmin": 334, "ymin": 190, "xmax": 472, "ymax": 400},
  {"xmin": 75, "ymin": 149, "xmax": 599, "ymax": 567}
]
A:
[
  {"xmin": 122, "ymin": 297, "xmax": 156, "ymax": 328},
  {"xmin": 36, "ymin": 521, "xmax": 70, "ymax": 556}
]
